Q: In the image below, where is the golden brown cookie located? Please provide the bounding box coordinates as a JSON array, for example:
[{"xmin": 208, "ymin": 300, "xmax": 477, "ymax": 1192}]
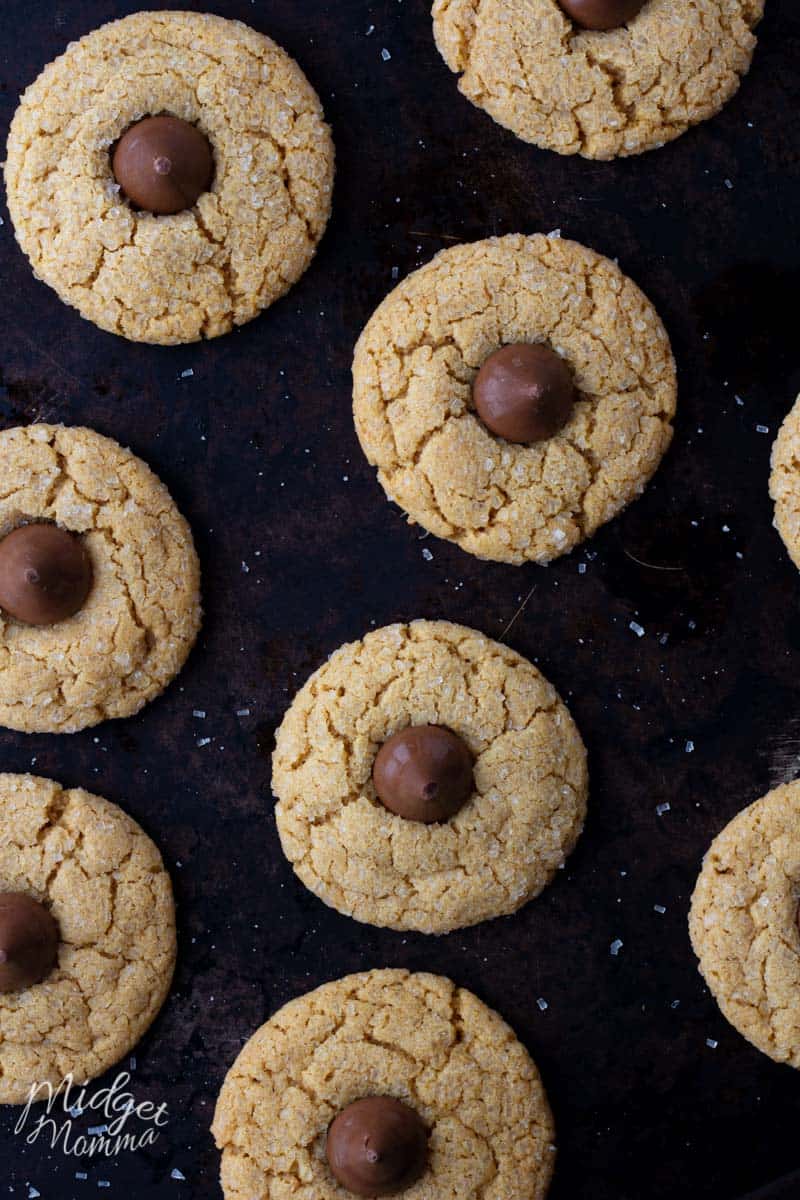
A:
[
  {"xmin": 432, "ymin": 0, "xmax": 764, "ymax": 159},
  {"xmin": 0, "ymin": 774, "xmax": 176, "ymax": 1104},
  {"xmin": 273, "ymin": 620, "xmax": 588, "ymax": 934},
  {"xmin": 4, "ymin": 11, "xmax": 334, "ymax": 344},
  {"xmin": 212, "ymin": 968, "xmax": 556, "ymax": 1200},
  {"xmin": 353, "ymin": 234, "xmax": 676, "ymax": 564},
  {"xmin": 769, "ymin": 395, "xmax": 800, "ymax": 570},
  {"xmin": 689, "ymin": 782, "xmax": 800, "ymax": 1068},
  {"xmin": 0, "ymin": 424, "xmax": 201, "ymax": 734}
]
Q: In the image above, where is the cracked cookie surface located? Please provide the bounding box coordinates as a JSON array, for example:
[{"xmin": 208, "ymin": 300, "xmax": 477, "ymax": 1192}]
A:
[
  {"xmin": 689, "ymin": 782, "xmax": 800, "ymax": 1068},
  {"xmin": 212, "ymin": 968, "xmax": 555, "ymax": 1200},
  {"xmin": 4, "ymin": 10, "xmax": 334, "ymax": 344},
  {"xmin": 353, "ymin": 234, "xmax": 676, "ymax": 564},
  {"xmin": 0, "ymin": 774, "xmax": 176, "ymax": 1104},
  {"xmin": 0, "ymin": 424, "xmax": 201, "ymax": 734},
  {"xmin": 273, "ymin": 620, "xmax": 588, "ymax": 934},
  {"xmin": 769, "ymin": 395, "xmax": 800, "ymax": 570},
  {"xmin": 432, "ymin": 0, "xmax": 763, "ymax": 159}
]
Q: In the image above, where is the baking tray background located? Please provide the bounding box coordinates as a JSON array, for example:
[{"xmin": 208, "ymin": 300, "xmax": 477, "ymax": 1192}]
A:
[{"xmin": 1, "ymin": 2, "xmax": 799, "ymax": 1197}]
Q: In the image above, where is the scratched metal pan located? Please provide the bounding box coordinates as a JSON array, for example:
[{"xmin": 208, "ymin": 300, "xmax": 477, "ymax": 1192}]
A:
[{"xmin": 0, "ymin": 1, "xmax": 799, "ymax": 1197}]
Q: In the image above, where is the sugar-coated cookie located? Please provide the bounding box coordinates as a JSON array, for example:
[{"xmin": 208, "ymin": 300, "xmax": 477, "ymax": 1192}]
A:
[
  {"xmin": 5, "ymin": 11, "xmax": 334, "ymax": 343},
  {"xmin": 0, "ymin": 424, "xmax": 201, "ymax": 733},
  {"xmin": 273, "ymin": 620, "xmax": 587, "ymax": 934},
  {"xmin": 432, "ymin": 0, "xmax": 763, "ymax": 159},
  {"xmin": 353, "ymin": 234, "xmax": 676, "ymax": 564},
  {"xmin": 0, "ymin": 774, "xmax": 176, "ymax": 1104},
  {"xmin": 212, "ymin": 969, "xmax": 556, "ymax": 1199},
  {"xmin": 689, "ymin": 782, "xmax": 800, "ymax": 1067},
  {"xmin": 769, "ymin": 395, "xmax": 800, "ymax": 570}
]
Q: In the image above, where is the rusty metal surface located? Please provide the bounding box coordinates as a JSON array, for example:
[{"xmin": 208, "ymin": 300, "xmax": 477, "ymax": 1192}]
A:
[{"xmin": 0, "ymin": 1, "xmax": 799, "ymax": 1196}]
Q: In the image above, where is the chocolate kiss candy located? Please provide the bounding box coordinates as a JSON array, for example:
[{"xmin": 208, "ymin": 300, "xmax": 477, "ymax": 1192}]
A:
[
  {"xmin": 113, "ymin": 115, "xmax": 214, "ymax": 214},
  {"xmin": 0, "ymin": 523, "xmax": 92, "ymax": 625},
  {"xmin": 558, "ymin": 0, "xmax": 646, "ymax": 32},
  {"xmin": 0, "ymin": 892, "xmax": 59, "ymax": 993},
  {"xmin": 327, "ymin": 1096, "xmax": 429, "ymax": 1197},
  {"xmin": 473, "ymin": 343, "xmax": 575, "ymax": 444},
  {"xmin": 372, "ymin": 725, "xmax": 474, "ymax": 823}
]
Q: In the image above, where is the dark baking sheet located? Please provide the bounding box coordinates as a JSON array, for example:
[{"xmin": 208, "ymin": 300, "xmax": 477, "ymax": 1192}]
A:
[{"xmin": 1, "ymin": 1, "xmax": 799, "ymax": 1197}]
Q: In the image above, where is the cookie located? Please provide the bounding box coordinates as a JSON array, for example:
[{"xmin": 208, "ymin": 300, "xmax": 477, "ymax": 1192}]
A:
[
  {"xmin": 432, "ymin": 0, "xmax": 763, "ymax": 159},
  {"xmin": 4, "ymin": 11, "xmax": 334, "ymax": 344},
  {"xmin": 273, "ymin": 620, "xmax": 587, "ymax": 934},
  {"xmin": 769, "ymin": 395, "xmax": 800, "ymax": 570},
  {"xmin": 689, "ymin": 782, "xmax": 800, "ymax": 1068},
  {"xmin": 353, "ymin": 234, "xmax": 676, "ymax": 564},
  {"xmin": 212, "ymin": 968, "xmax": 556, "ymax": 1200},
  {"xmin": 0, "ymin": 774, "xmax": 176, "ymax": 1104},
  {"xmin": 0, "ymin": 424, "xmax": 201, "ymax": 734}
]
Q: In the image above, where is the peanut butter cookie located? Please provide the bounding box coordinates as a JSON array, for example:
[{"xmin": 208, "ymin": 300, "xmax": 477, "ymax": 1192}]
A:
[
  {"xmin": 432, "ymin": 0, "xmax": 764, "ymax": 159},
  {"xmin": 273, "ymin": 620, "xmax": 588, "ymax": 934},
  {"xmin": 689, "ymin": 782, "xmax": 800, "ymax": 1068},
  {"xmin": 353, "ymin": 234, "xmax": 676, "ymax": 564},
  {"xmin": 0, "ymin": 774, "xmax": 176, "ymax": 1104},
  {"xmin": 4, "ymin": 11, "xmax": 334, "ymax": 344},
  {"xmin": 769, "ymin": 395, "xmax": 800, "ymax": 570},
  {"xmin": 0, "ymin": 424, "xmax": 201, "ymax": 734},
  {"xmin": 212, "ymin": 968, "xmax": 555, "ymax": 1200}
]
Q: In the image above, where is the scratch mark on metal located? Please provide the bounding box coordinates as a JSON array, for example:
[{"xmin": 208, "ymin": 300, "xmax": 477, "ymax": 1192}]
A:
[{"xmin": 499, "ymin": 583, "xmax": 537, "ymax": 642}]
